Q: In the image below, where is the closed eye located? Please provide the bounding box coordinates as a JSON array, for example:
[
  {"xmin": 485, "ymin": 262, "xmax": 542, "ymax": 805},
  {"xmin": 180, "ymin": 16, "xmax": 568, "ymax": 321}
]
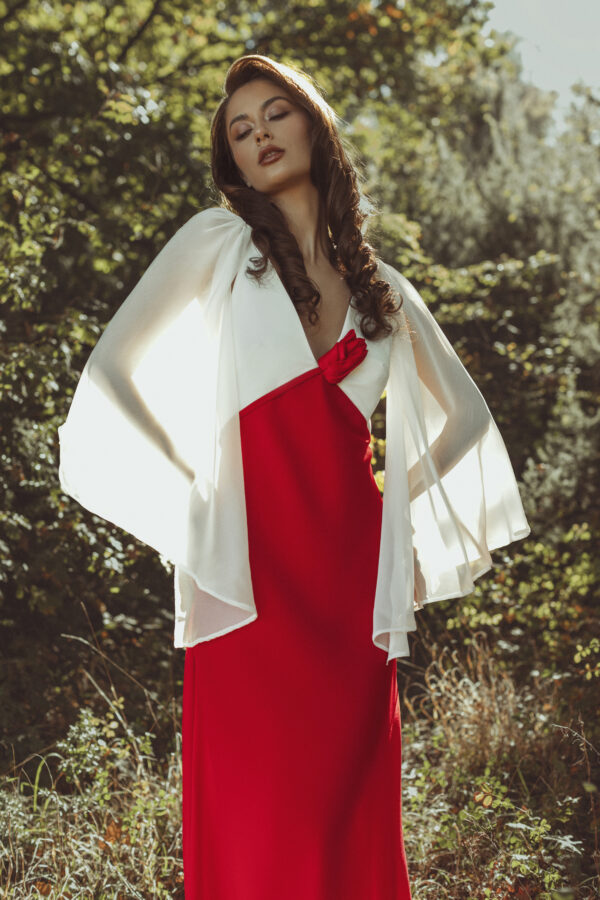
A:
[{"xmin": 235, "ymin": 112, "xmax": 288, "ymax": 141}]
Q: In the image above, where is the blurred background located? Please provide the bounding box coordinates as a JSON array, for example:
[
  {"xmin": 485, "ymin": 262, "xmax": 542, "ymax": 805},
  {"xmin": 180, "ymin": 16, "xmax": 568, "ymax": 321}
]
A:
[{"xmin": 1, "ymin": 1, "xmax": 598, "ymax": 896}]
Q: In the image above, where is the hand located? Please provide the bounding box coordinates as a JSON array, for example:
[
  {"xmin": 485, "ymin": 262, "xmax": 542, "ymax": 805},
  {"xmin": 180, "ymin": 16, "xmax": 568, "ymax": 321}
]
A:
[
  {"xmin": 413, "ymin": 547, "xmax": 426, "ymax": 609},
  {"xmin": 169, "ymin": 447, "xmax": 196, "ymax": 486},
  {"xmin": 181, "ymin": 463, "xmax": 196, "ymax": 486}
]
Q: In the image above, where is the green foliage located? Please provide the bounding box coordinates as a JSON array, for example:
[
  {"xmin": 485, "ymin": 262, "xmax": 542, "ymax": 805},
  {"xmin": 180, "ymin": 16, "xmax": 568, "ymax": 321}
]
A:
[
  {"xmin": 574, "ymin": 637, "xmax": 600, "ymax": 681},
  {"xmin": 1, "ymin": 699, "xmax": 184, "ymax": 896},
  {"xmin": 405, "ymin": 763, "xmax": 581, "ymax": 894},
  {"xmin": 441, "ymin": 523, "xmax": 599, "ymax": 676},
  {"xmin": 400, "ymin": 636, "xmax": 591, "ymax": 897},
  {"xmin": 1, "ymin": 0, "xmax": 599, "ymax": 894}
]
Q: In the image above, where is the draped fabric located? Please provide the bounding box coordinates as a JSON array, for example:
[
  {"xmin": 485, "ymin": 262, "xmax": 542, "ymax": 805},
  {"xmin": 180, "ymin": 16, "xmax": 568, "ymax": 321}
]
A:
[
  {"xmin": 57, "ymin": 206, "xmax": 530, "ymax": 663},
  {"xmin": 373, "ymin": 262, "xmax": 530, "ymax": 659}
]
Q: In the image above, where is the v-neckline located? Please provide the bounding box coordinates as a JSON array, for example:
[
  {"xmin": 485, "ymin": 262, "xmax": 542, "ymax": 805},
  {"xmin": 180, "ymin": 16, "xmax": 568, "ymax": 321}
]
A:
[
  {"xmin": 300, "ymin": 297, "xmax": 354, "ymax": 365},
  {"xmin": 266, "ymin": 257, "xmax": 354, "ymax": 365}
]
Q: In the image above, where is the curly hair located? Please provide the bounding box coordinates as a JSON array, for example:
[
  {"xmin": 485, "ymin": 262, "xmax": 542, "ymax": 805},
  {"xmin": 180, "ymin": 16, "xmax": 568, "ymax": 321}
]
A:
[{"xmin": 210, "ymin": 54, "xmax": 405, "ymax": 341}]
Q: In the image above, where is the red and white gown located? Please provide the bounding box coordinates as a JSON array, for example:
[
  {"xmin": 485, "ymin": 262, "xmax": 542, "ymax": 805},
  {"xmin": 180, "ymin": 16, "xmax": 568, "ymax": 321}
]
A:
[
  {"xmin": 57, "ymin": 207, "xmax": 530, "ymax": 900},
  {"xmin": 181, "ymin": 267, "xmax": 413, "ymax": 898}
]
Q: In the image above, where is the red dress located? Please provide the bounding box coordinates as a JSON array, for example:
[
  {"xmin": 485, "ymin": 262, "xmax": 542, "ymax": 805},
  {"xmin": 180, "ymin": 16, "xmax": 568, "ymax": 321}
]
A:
[
  {"xmin": 56, "ymin": 207, "xmax": 528, "ymax": 899},
  {"xmin": 182, "ymin": 327, "xmax": 413, "ymax": 899}
]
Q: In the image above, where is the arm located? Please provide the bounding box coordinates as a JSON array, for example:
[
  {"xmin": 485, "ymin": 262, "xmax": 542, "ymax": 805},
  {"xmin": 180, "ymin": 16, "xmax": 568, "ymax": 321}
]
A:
[
  {"xmin": 57, "ymin": 205, "xmax": 252, "ymax": 565},
  {"xmin": 87, "ymin": 367, "xmax": 195, "ymax": 483},
  {"xmin": 385, "ymin": 264, "xmax": 491, "ymax": 501},
  {"xmin": 374, "ymin": 261, "xmax": 530, "ymax": 654},
  {"xmin": 85, "ymin": 207, "xmax": 239, "ymax": 480}
]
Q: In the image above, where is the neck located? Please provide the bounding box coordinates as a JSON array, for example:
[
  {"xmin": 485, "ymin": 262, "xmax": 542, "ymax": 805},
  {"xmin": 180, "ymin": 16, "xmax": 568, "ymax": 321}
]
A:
[{"xmin": 270, "ymin": 182, "xmax": 330, "ymax": 266}]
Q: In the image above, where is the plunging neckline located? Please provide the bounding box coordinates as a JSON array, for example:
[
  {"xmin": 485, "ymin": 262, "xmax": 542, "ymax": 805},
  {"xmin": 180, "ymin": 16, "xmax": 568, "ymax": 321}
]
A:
[
  {"xmin": 265, "ymin": 257, "xmax": 354, "ymax": 365},
  {"xmin": 300, "ymin": 297, "xmax": 354, "ymax": 365}
]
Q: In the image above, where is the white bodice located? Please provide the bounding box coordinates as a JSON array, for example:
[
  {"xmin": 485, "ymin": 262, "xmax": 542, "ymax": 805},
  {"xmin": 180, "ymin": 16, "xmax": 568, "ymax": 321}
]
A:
[{"xmin": 232, "ymin": 242, "xmax": 391, "ymax": 424}]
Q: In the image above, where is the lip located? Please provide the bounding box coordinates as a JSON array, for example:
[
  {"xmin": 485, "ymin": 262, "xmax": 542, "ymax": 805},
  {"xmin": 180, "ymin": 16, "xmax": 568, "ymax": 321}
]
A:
[{"xmin": 259, "ymin": 146, "xmax": 284, "ymax": 165}]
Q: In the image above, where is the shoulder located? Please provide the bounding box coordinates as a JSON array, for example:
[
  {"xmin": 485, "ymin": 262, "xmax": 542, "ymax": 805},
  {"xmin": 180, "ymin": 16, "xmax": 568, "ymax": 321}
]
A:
[
  {"xmin": 162, "ymin": 206, "xmax": 250, "ymax": 260},
  {"xmin": 375, "ymin": 256, "xmax": 412, "ymax": 309},
  {"xmin": 376, "ymin": 257, "xmax": 410, "ymax": 293},
  {"xmin": 376, "ymin": 257, "xmax": 424, "ymax": 311},
  {"xmin": 374, "ymin": 257, "xmax": 420, "ymax": 341},
  {"xmin": 182, "ymin": 205, "xmax": 249, "ymax": 236}
]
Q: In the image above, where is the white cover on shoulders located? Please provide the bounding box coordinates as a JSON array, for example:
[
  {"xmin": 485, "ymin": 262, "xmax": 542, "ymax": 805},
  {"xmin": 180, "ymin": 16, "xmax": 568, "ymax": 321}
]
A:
[
  {"xmin": 58, "ymin": 207, "xmax": 257, "ymax": 638},
  {"xmin": 373, "ymin": 261, "xmax": 530, "ymax": 659},
  {"xmin": 57, "ymin": 207, "xmax": 530, "ymax": 664}
]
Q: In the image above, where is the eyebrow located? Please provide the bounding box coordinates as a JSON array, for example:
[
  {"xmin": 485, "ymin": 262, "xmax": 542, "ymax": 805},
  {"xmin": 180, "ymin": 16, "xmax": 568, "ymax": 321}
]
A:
[{"xmin": 228, "ymin": 95, "xmax": 290, "ymax": 132}]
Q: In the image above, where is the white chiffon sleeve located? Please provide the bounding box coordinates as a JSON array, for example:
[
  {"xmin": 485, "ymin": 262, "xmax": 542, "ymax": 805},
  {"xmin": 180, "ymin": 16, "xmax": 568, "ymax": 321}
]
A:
[
  {"xmin": 57, "ymin": 206, "xmax": 251, "ymax": 569},
  {"xmin": 373, "ymin": 260, "xmax": 531, "ymax": 663}
]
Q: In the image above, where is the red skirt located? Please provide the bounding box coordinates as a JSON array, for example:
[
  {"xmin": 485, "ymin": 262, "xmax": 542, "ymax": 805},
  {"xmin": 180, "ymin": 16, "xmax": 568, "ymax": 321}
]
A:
[{"xmin": 182, "ymin": 366, "xmax": 413, "ymax": 899}]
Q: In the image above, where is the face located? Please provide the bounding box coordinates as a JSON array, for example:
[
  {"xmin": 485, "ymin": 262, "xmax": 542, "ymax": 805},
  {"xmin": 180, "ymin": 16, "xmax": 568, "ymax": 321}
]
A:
[{"xmin": 226, "ymin": 77, "xmax": 313, "ymax": 196}]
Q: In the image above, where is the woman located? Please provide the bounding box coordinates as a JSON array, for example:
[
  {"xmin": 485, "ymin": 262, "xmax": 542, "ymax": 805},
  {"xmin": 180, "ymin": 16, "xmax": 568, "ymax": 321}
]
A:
[{"xmin": 58, "ymin": 55, "xmax": 530, "ymax": 898}]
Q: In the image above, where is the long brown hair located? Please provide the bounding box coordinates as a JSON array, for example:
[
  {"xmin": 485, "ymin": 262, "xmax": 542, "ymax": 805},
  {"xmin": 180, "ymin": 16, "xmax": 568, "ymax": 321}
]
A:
[{"xmin": 210, "ymin": 54, "xmax": 404, "ymax": 341}]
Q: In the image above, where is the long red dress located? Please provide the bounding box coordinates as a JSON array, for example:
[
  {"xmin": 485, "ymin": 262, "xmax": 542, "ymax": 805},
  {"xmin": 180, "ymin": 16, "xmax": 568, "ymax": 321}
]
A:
[
  {"xmin": 54, "ymin": 205, "xmax": 530, "ymax": 900},
  {"xmin": 182, "ymin": 288, "xmax": 413, "ymax": 898},
  {"xmin": 57, "ymin": 208, "xmax": 529, "ymax": 899}
]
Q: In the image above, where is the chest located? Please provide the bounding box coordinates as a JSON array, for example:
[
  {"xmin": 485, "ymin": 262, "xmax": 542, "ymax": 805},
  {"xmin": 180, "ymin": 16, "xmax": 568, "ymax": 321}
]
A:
[
  {"xmin": 299, "ymin": 262, "xmax": 353, "ymax": 361},
  {"xmin": 230, "ymin": 243, "xmax": 392, "ymax": 423}
]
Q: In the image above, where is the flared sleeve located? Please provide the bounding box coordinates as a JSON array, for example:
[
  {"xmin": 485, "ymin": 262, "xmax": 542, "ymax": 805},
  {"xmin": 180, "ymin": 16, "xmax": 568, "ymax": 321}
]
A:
[
  {"xmin": 57, "ymin": 206, "xmax": 252, "ymax": 579},
  {"xmin": 373, "ymin": 261, "xmax": 531, "ymax": 663}
]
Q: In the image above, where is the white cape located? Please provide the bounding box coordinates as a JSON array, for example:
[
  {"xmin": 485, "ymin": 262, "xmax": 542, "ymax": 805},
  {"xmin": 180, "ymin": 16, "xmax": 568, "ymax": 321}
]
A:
[{"xmin": 58, "ymin": 206, "xmax": 530, "ymax": 663}]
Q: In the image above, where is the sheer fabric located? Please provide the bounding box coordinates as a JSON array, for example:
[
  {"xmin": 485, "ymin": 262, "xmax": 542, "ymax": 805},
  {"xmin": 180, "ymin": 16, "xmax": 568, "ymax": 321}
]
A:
[
  {"xmin": 57, "ymin": 207, "xmax": 530, "ymax": 663},
  {"xmin": 374, "ymin": 261, "xmax": 530, "ymax": 658}
]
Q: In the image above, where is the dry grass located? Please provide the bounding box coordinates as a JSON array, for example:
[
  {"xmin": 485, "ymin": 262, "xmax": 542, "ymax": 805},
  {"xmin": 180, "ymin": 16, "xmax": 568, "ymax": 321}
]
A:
[
  {"xmin": 0, "ymin": 632, "xmax": 595, "ymax": 898},
  {"xmin": 0, "ymin": 674, "xmax": 184, "ymax": 899},
  {"xmin": 398, "ymin": 632, "xmax": 594, "ymax": 899}
]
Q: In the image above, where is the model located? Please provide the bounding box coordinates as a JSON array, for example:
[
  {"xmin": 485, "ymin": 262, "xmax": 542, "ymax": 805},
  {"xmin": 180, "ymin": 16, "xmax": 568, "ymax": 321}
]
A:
[{"xmin": 57, "ymin": 54, "xmax": 530, "ymax": 899}]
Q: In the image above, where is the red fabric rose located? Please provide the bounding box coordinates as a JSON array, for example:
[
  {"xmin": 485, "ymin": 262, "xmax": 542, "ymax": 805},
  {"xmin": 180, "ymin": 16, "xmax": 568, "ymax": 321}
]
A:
[{"xmin": 317, "ymin": 328, "xmax": 368, "ymax": 384}]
